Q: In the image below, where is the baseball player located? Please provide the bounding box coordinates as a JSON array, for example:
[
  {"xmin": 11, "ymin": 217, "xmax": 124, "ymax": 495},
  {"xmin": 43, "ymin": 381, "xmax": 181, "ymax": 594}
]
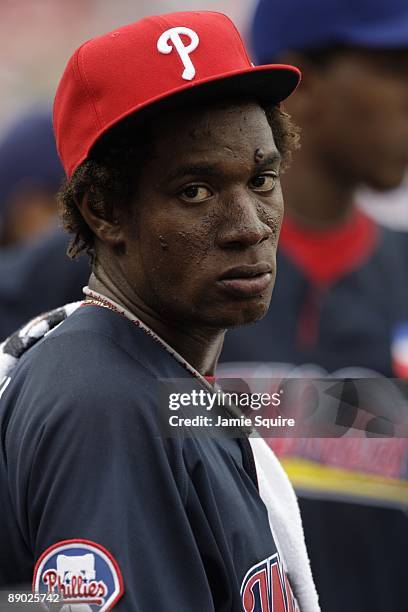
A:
[{"xmin": 0, "ymin": 12, "xmax": 320, "ymax": 612}]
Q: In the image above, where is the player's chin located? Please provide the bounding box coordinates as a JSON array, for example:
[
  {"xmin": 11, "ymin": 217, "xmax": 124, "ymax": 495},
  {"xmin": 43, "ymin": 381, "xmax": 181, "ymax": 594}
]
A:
[
  {"xmin": 207, "ymin": 292, "xmax": 273, "ymax": 329},
  {"xmin": 366, "ymin": 160, "xmax": 408, "ymax": 191}
]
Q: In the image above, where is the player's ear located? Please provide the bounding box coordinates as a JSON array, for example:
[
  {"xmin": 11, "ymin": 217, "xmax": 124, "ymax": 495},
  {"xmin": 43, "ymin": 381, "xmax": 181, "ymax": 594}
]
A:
[
  {"xmin": 276, "ymin": 51, "xmax": 326, "ymax": 122},
  {"xmin": 75, "ymin": 193, "xmax": 126, "ymax": 250}
]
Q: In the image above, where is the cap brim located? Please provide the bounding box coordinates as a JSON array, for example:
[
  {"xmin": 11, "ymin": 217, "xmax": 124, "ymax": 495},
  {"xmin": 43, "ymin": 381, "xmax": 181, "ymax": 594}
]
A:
[
  {"xmin": 170, "ymin": 63, "xmax": 302, "ymax": 107},
  {"xmin": 87, "ymin": 64, "xmax": 300, "ymax": 158}
]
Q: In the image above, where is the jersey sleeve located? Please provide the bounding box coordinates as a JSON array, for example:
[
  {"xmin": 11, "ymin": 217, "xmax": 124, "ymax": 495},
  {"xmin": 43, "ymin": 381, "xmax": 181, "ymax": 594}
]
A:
[{"xmin": 5, "ymin": 333, "xmax": 215, "ymax": 611}]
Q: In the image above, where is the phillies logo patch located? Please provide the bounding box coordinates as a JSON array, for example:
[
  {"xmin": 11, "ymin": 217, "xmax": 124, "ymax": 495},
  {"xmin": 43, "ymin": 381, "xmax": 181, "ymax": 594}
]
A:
[
  {"xmin": 32, "ymin": 539, "xmax": 124, "ymax": 611},
  {"xmin": 241, "ymin": 553, "xmax": 299, "ymax": 612},
  {"xmin": 157, "ymin": 26, "xmax": 199, "ymax": 81}
]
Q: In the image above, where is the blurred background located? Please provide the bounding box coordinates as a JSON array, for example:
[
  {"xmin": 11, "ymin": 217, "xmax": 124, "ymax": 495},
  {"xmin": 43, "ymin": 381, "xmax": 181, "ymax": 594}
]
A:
[
  {"xmin": 0, "ymin": 2, "xmax": 407, "ymax": 612},
  {"xmin": 0, "ymin": 0, "xmax": 257, "ymax": 134}
]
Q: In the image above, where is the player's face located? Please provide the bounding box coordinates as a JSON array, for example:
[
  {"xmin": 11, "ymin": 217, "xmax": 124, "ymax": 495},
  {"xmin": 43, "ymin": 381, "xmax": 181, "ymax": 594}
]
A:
[
  {"xmin": 296, "ymin": 48, "xmax": 408, "ymax": 190},
  {"xmin": 120, "ymin": 101, "xmax": 283, "ymax": 328}
]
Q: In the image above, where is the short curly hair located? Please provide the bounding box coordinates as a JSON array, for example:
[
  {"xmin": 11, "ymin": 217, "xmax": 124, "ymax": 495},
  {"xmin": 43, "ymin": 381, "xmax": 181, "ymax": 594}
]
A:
[{"xmin": 58, "ymin": 102, "xmax": 300, "ymax": 261}]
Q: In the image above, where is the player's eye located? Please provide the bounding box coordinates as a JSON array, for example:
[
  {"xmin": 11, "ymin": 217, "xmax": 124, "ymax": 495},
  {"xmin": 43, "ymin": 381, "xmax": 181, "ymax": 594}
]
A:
[
  {"xmin": 179, "ymin": 184, "xmax": 213, "ymax": 203},
  {"xmin": 249, "ymin": 172, "xmax": 278, "ymax": 193}
]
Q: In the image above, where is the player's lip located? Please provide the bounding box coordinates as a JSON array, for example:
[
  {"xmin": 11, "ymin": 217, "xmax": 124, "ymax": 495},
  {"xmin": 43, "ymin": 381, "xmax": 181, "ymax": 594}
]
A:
[{"xmin": 217, "ymin": 263, "xmax": 273, "ymax": 297}]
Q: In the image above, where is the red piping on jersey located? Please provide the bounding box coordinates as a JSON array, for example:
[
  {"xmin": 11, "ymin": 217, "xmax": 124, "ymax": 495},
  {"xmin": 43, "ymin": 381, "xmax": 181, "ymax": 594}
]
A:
[
  {"xmin": 279, "ymin": 208, "xmax": 379, "ymax": 285},
  {"xmin": 296, "ymin": 285, "xmax": 324, "ymax": 348},
  {"xmin": 279, "ymin": 208, "xmax": 379, "ymax": 348}
]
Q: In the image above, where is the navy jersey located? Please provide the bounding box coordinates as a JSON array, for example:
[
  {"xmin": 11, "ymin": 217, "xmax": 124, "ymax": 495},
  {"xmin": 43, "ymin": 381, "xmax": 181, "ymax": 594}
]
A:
[
  {"xmin": 222, "ymin": 213, "xmax": 408, "ymax": 376},
  {"xmin": 0, "ymin": 228, "xmax": 89, "ymax": 341},
  {"xmin": 220, "ymin": 211, "xmax": 408, "ymax": 612},
  {"xmin": 0, "ymin": 305, "xmax": 298, "ymax": 611}
]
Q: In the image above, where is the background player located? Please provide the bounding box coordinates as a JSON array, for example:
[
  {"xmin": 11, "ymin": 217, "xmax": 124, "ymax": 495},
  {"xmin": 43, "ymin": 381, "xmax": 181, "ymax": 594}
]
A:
[
  {"xmin": 0, "ymin": 109, "xmax": 89, "ymax": 339},
  {"xmin": 0, "ymin": 108, "xmax": 64, "ymax": 248},
  {"xmin": 221, "ymin": 1, "xmax": 408, "ymax": 610}
]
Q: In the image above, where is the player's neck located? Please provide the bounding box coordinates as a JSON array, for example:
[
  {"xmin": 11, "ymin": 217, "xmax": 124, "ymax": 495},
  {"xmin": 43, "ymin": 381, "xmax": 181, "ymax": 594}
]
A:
[
  {"xmin": 282, "ymin": 151, "xmax": 356, "ymax": 228},
  {"xmin": 88, "ymin": 270, "xmax": 225, "ymax": 377}
]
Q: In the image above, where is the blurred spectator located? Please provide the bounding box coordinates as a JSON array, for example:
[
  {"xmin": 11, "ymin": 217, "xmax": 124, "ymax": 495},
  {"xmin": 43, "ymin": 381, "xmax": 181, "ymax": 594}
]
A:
[
  {"xmin": 0, "ymin": 107, "xmax": 89, "ymax": 340},
  {"xmin": 221, "ymin": 1, "xmax": 408, "ymax": 611},
  {"xmin": 0, "ymin": 108, "xmax": 63, "ymax": 247},
  {"xmin": 0, "ymin": 229, "xmax": 89, "ymax": 340}
]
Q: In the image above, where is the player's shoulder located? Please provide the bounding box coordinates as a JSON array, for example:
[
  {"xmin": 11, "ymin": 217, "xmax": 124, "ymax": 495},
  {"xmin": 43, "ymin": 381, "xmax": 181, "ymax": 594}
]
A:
[
  {"xmin": 21, "ymin": 305, "xmax": 154, "ymax": 384},
  {"xmin": 1, "ymin": 306, "xmax": 168, "ymax": 434},
  {"xmin": 1, "ymin": 306, "xmax": 188, "ymax": 506}
]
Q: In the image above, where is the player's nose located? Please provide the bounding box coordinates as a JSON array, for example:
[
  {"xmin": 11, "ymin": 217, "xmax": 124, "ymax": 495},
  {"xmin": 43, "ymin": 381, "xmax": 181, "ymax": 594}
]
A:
[{"xmin": 215, "ymin": 192, "xmax": 273, "ymax": 249}]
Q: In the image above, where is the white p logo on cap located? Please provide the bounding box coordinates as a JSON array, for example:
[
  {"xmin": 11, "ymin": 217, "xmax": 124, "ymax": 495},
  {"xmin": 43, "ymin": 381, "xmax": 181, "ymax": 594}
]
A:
[{"xmin": 157, "ymin": 27, "xmax": 200, "ymax": 81}]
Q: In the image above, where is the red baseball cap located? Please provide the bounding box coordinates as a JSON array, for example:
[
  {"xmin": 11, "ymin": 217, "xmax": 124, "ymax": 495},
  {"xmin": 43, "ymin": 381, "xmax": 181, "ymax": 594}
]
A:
[{"xmin": 54, "ymin": 11, "xmax": 301, "ymax": 178}]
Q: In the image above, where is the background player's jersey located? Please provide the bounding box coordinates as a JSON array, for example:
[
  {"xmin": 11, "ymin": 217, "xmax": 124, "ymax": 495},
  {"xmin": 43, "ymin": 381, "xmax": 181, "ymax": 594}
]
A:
[
  {"xmin": 0, "ymin": 229, "xmax": 89, "ymax": 341},
  {"xmin": 222, "ymin": 211, "xmax": 408, "ymax": 376},
  {"xmin": 220, "ymin": 211, "xmax": 408, "ymax": 612},
  {"xmin": 0, "ymin": 305, "xmax": 300, "ymax": 611}
]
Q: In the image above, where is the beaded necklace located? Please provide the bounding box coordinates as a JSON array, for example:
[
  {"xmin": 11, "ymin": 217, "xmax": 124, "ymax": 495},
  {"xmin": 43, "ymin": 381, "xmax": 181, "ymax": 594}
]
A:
[
  {"xmin": 82, "ymin": 287, "xmax": 251, "ymax": 434},
  {"xmin": 82, "ymin": 287, "xmax": 214, "ymax": 390}
]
